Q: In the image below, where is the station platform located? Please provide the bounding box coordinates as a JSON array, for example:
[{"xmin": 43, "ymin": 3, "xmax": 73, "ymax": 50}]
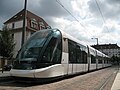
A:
[
  {"xmin": 0, "ymin": 68, "xmax": 120, "ymax": 89},
  {"xmin": 111, "ymin": 68, "xmax": 120, "ymax": 90}
]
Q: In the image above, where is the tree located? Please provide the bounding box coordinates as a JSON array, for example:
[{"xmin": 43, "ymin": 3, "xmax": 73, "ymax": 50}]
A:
[
  {"xmin": 110, "ymin": 55, "xmax": 120, "ymax": 65},
  {"xmin": 0, "ymin": 26, "xmax": 15, "ymax": 61}
]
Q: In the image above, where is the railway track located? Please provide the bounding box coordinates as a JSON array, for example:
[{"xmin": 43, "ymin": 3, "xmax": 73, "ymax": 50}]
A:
[{"xmin": 98, "ymin": 70, "xmax": 118, "ymax": 90}]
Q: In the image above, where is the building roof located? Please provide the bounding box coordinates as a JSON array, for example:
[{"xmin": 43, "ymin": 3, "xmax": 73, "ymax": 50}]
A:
[
  {"xmin": 4, "ymin": 9, "xmax": 24, "ymax": 24},
  {"xmin": 91, "ymin": 44, "xmax": 120, "ymax": 49},
  {"xmin": 4, "ymin": 9, "xmax": 51, "ymax": 32},
  {"xmin": 4, "ymin": 9, "xmax": 49, "ymax": 26}
]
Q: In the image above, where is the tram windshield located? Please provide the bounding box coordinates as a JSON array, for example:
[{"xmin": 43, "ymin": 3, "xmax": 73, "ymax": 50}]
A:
[
  {"xmin": 13, "ymin": 29, "xmax": 62, "ymax": 69},
  {"xmin": 17, "ymin": 30, "xmax": 52, "ymax": 60}
]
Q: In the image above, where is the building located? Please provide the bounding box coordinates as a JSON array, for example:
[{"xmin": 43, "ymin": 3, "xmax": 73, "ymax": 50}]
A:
[
  {"xmin": 91, "ymin": 44, "xmax": 120, "ymax": 57},
  {"xmin": 4, "ymin": 9, "xmax": 51, "ymax": 57}
]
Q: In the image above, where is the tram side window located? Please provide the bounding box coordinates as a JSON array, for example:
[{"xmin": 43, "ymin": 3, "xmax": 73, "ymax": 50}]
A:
[
  {"xmin": 104, "ymin": 59, "xmax": 107, "ymax": 64},
  {"xmin": 68, "ymin": 40, "xmax": 77, "ymax": 63},
  {"xmin": 104, "ymin": 60, "xmax": 106, "ymax": 64},
  {"xmin": 103, "ymin": 60, "xmax": 105, "ymax": 64},
  {"xmin": 107, "ymin": 60, "xmax": 109, "ymax": 64},
  {"xmin": 68, "ymin": 40, "xmax": 87, "ymax": 64},
  {"xmin": 98, "ymin": 56, "xmax": 102, "ymax": 64},
  {"xmin": 74, "ymin": 44, "xmax": 87, "ymax": 64},
  {"xmin": 76, "ymin": 45, "xmax": 82, "ymax": 63},
  {"xmin": 52, "ymin": 38, "xmax": 62, "ymax": 63},
  {"xmin": 91, "ymin": 55, "xmax": 96, "ymax": 63},
  {"xmin": 41, "ymin": 37, "xmax": 61, "ymax": 63},
  {"xmin": 82, "ymin": 51, "xmax": 87, "ymax": 64},
  {"xmin": 105, "ymin": 57, "xmax": 108, "ymax": 64}
]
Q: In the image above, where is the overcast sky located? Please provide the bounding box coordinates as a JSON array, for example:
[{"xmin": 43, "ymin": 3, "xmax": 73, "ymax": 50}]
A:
[{"xmin": 0, "ymin": 0, "xmax": 120, "ymax": 46}]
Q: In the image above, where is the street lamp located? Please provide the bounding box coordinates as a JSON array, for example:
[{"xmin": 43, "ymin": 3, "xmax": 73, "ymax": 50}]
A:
[{"xmin": 91, "ymin": 38, "xmax": 98, "ymax": 45}]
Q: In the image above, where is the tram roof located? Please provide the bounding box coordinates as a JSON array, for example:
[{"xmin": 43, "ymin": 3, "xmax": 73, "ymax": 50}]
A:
[
  {"xmin": 40, "ymin": 28, "xmax": 109, "ymax": 58},
  {"xmin": 59, "ymin": 29, "xmax": 88, "ymax": 47}
]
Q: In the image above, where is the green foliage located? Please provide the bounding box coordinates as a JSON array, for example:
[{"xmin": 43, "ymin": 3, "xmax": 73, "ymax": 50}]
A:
[
  {"xmin": 110, "ymin": 55, "xmax": 120, "ymax": 65},
  {"xmin": 0, "ymin": 26, "xmax": 15, "ymax": 59}
]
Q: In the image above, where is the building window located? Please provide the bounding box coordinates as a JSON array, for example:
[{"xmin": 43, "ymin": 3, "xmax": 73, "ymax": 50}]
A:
[
  {"xmin": 12, "ymin": 23, "xmax": 15, "ymax": 29},
  {"xmin": 30, "ymin": 18, "xmax": 38, "ymax": 29},
  {"xmin": 39, "ymin": 21, "xmax": 45, "ymax": 29},
  {"xmin": 46, "ymin": 25, "xmax": 51, "ymax": 29}
]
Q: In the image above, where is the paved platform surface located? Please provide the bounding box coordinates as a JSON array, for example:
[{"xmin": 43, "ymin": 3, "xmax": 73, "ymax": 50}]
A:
[
  {"xmin": 0, "ymin": 67, "xmax": 119, "ymax": 90},
  {"xmin": 111, "ymin": 68, "xmax": 120, "ymax": 90}
]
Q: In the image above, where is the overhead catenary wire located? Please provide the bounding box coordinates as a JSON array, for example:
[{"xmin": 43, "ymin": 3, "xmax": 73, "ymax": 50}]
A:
[
  {"xmin": 94, "ymin": 0, "xmax": 110, "ymax": 43},
  {"xmin": 94, "ymin": 0, "xmax": 106, "ymax": 26},
  {"xmin": 56, "ymin": 0, "xmax": 94, "ymax": 38},
  {"xmin": 56, "ymin": 0, "xmax": 83, "ymax": 27}
]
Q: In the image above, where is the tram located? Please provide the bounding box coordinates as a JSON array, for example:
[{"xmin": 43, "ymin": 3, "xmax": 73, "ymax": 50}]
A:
[{"xmin": 10, "ymin": 28, "xmax": 111, "ymax": 81}]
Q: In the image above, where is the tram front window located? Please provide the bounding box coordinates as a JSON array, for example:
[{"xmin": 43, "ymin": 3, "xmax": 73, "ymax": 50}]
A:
[
  {"xmin": 13, "ymin": 29, "xmax": 62, "ymax": 70},
  {"xmin": 17, "ymin": 30, "xmax": 51, "ymax": 60}
]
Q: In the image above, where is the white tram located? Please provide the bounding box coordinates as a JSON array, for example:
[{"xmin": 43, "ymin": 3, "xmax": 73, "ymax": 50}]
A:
[{"xmin": 10, "ymin": 29, "xmax": 111, "ymax": 81}]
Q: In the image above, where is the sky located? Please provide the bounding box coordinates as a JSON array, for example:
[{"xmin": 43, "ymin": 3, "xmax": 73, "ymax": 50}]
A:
[{"xmin": 0, "ymin": 0, "xmax": 120, "ymax": 46}]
